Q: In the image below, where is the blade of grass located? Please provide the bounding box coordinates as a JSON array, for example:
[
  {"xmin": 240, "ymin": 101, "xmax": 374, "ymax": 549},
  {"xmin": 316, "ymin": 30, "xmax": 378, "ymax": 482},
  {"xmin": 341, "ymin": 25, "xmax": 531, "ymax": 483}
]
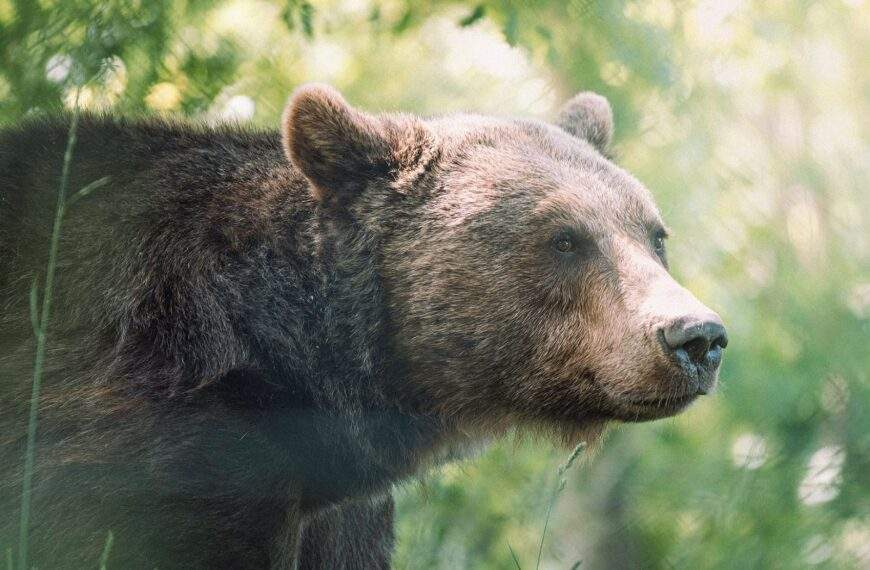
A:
[
  {"xmin": 535, "ymin": 442, "xmax": 586, "ymax": 570},
  {"xmin": 28, "ymin": 276, "xmax": 39, "ymax": 339},
  {"xmin": 508, "ymin": 543, "xmax": 522, "ymax": 570},
  {"xmin": 536, "ymin": 498, "xmax": 556, "ymax": 570},
  {"xmin": 17, "ymin": 88, "xmax": 82, "ymax": 570},
  {"xmin": 65, "ymin": 176, "xmax": 111, "ymax": 208},
  {"xmin": 98, "ymin": 530, "xmax": 114, "ymax": 570},
  {"xmin": 6, "ymin": 547, "xmax": 12, "ymax": 570}
]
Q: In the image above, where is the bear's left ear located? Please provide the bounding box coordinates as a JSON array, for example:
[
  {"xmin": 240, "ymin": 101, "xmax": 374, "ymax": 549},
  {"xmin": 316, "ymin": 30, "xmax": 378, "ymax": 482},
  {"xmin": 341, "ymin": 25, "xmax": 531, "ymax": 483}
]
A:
[
  {"xmin": 556, "ymin": 92, "xmax": 613, "ymax": 153},
  {"xmin": 282, "ymin": 84, "xmax": 435, "ymax": 206}
]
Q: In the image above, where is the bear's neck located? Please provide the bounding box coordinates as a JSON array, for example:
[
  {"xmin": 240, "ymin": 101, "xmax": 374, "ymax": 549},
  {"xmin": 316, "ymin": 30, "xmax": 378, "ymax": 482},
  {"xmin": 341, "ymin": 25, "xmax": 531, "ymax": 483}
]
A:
[{"xmin": 229, "ymin": 186, "xmax": 452, "ymax": 507}]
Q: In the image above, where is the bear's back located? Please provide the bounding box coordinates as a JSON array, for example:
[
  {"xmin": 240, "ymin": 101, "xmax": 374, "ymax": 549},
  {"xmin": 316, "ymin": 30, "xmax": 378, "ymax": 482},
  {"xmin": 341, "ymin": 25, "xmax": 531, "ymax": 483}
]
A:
[
  {"xmin": 0, "ymin": 113, "xmax": 306, "ymax": 275},
  {"xmin": 0, "ymin": 113, "xmax": 318, "ymax": 417}
]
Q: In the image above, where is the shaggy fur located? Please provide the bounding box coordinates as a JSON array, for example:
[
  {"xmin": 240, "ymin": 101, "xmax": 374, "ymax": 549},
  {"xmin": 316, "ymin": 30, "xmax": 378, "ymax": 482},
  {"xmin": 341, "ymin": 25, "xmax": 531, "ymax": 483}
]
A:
[{"xmin": 0, "ymin": 85, "xmax": 723, "ymax": 568}]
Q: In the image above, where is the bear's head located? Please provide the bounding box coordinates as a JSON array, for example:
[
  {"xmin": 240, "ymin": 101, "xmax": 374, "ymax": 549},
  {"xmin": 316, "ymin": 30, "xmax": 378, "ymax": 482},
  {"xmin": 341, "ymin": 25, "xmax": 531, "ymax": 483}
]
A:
[{"xmin": 282, "ymin": 84, "xmax": 727, "ymax": 445}]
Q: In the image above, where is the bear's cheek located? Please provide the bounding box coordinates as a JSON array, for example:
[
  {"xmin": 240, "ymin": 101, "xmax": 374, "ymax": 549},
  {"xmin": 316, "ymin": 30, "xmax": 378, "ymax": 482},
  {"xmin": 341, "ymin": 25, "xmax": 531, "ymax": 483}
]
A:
[{"xmin": 518, "ymin": 276, "xmax": 675, "ymax": 419}]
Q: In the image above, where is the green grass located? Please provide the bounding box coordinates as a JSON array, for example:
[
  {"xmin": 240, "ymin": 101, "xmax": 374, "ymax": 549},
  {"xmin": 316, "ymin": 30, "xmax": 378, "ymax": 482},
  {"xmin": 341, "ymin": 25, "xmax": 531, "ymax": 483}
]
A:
[
  {"xmin": 16, "ymin": 89, "xmax": 82, "ymax": 570},
  {"xmin": 535, "ymin": 443, "xmax": 586, "ymax": 570},
  {"xmin": 15, "ymin": 87, "xmax": 112, "ymax": 570},
  {"xmin": 99, "ymin": 531, "xmax": 114, "ymax": 570}
]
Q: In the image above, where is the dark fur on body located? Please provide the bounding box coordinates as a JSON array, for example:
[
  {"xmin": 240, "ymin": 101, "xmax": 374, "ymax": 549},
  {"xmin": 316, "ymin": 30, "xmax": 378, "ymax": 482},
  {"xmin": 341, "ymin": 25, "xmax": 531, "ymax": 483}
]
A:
[
  {"xmin": 0, "ymin": 115, "xmax": 435, "ymax": 567},
  {"xmin": 0, "ymin": 85, "xmax": 724, "ymax": 568}
]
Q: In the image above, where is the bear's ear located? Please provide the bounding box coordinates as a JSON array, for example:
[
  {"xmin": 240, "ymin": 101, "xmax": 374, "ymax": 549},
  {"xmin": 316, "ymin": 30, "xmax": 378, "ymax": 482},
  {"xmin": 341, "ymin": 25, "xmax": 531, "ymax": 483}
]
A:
[
  {"xmin": 556, "ymin": 92, "xmax": 613, "ymax": 153},
  {"xmin": 282, "ymin": 84, "xmax": 391, "ymax": 203},
  {"xmin": 282, "ymin": 84, "xmax": 434, "ymax": 205}
]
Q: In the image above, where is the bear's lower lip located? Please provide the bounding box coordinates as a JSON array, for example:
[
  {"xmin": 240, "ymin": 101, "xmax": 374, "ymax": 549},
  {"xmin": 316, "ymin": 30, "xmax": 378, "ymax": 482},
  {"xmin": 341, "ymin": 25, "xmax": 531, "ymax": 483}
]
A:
[
  {"xmin": 622, "ymin": 391, "xmax": 700, "ymax": 411},
  {"xmin": 610, "ymin": 391, "xmax": 701, "ymax": 422}
]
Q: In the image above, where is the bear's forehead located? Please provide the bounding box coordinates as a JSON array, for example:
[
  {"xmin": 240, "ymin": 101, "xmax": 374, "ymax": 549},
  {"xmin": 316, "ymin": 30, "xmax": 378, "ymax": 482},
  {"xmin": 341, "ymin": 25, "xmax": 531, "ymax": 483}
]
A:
[{"xmin": 428, "ymin": 115, "xmax": 661, "ymax": 235}]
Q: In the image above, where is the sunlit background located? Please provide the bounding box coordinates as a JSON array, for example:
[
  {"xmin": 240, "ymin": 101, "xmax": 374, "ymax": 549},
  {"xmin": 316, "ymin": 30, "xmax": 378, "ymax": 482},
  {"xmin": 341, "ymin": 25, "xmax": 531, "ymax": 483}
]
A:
[{"xmin": 1, "ymin": 0, "xmax": 868, "ymax": 568}]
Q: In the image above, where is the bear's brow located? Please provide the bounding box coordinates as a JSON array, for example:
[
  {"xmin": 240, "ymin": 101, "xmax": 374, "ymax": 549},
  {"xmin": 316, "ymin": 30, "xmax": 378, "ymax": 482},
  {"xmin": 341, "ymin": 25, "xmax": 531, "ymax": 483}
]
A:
[
  {"xmin": 652, "ymin": 223, "xmax": 670, "ymax": 237},
  {"xmin": 607, "ymin": 181, "xmax": 664, "ymax": 232},
  {"xmin": 530, "ymin": 198, "xmax": 605, "ymax": 239},
  {"xmin": 618, "ymin": 210, "xmax": 665, "ymax": 238}
]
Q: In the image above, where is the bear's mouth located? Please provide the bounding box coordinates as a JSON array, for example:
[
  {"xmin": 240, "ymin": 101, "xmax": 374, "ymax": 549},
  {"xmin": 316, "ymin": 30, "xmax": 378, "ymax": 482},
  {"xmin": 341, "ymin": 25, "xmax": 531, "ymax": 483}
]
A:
[
  {"xmin": 587, "ymin": 372, "xmax": 708, "ymax": 422},
  {"xmin": 613, "ymin": 390, "xmax": 701, "ymax": 421},
  {"xmin": 624, "ymin": 391, "xmax": 699, "ymax": 409}
]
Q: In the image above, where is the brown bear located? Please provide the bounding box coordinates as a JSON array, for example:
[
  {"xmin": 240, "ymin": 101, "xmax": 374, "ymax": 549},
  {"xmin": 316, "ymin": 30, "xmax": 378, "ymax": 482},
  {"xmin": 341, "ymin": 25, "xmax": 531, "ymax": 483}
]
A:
[{"xmin": 0, "ymin": 85, "xmax": 727, "ymax": 569}]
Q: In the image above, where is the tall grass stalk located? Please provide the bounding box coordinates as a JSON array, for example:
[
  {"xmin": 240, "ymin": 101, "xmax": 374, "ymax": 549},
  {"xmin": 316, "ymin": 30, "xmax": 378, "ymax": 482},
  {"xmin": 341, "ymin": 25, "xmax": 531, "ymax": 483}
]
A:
[
  {"xmin": 16, "ymin": 89, "xmax": 82, "ymax": 570},
  {"xmin": 508, "ymin": 543, "xmax": 522, "ymax": 569},
  {"xmin": 99, "ymin": 531, "xmax": 114, "ymax": 570},
  {"xmin": 535, "ymin": 442, "xmax": 586, "ymax": 570}
]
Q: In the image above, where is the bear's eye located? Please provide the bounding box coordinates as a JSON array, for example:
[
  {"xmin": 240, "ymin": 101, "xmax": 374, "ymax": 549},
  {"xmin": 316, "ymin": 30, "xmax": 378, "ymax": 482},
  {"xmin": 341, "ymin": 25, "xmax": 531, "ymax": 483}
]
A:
[
  {"xmin": 652, "ymin": 231, "xmax": 667, "ymax": 260},
  {"xmin": 552, "ymin": 232, "xmax": 576, "ymax": 254}
]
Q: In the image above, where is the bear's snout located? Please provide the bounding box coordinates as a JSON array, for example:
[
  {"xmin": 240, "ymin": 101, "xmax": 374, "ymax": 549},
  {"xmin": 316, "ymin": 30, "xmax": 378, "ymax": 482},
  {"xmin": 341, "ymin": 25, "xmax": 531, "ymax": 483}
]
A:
[{"xmin": 659, "ymin": 313, "xmax": 728, "ymax": 392}]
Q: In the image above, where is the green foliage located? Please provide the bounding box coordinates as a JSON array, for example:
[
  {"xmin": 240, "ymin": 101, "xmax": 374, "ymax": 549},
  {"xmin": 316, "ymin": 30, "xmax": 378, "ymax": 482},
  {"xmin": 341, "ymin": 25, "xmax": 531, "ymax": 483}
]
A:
[
  {"xmin": 2, "ymin": 0, "xmax": 867, "ymax": 568},
  {"xmin": 282, "ymin": 0, "xmax": 315, "ymax": 38}
]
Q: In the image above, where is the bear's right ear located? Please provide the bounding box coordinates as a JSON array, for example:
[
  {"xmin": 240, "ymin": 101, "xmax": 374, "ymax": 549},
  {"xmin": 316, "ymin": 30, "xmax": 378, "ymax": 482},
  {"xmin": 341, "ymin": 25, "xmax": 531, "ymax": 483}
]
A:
[
  {"xmin": 282, "ymin": 84, "xmax": 400, "ymax": 205},
  {"xmin": 556, "ymin": 92, "xmax": 614, "ymax": 153}
]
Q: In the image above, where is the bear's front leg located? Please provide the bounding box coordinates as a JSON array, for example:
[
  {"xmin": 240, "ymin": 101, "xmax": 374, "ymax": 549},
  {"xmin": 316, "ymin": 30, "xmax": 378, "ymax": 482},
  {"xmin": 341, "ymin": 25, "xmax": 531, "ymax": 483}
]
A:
[{"xmin": 294, "ymin": 494, "xmax": 394, "ymax": 570}]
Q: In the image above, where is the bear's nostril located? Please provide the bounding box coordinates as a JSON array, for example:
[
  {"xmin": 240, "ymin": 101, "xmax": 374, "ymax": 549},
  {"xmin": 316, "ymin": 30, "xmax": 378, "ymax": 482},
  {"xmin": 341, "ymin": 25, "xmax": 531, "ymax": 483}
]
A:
[
  {"xmin": 710, "ymin": 330, "xmax": 728, "ymax": 351},
  {"xmin": 662, "ymin": 317, "xmax": 727, "ymax": 366},
  {"xmin": 682, "ymin": 336, "xmax": 711, "ymax": 363}
]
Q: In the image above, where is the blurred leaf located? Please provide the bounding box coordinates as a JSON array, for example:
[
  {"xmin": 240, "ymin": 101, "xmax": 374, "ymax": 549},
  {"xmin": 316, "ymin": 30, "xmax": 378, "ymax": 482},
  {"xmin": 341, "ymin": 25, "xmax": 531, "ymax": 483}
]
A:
[
  {"xmin": 299, "ymin": 2, "xmax": 314, "ymax": 39},
  {"xmin": 281, "ymin": 0, "xmax": 314, "ymax": 38},
  {"xmin": 392, "ymin": 6, "xmax": 414, "ymax": 34},
  {"xmin": 503, "ymin": 6, "xmax": 519, "ymax": 46},
  {"xmin": 459, "ymin": 4, "xmax": 486, "ymax": 27}
]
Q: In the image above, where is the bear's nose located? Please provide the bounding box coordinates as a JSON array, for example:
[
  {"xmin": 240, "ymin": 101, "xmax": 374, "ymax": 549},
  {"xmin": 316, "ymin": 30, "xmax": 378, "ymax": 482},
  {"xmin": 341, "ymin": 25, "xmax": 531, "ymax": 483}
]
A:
[{"xmin": 661, "ymin": 315, "xmax": 728, "ymax": 367}]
